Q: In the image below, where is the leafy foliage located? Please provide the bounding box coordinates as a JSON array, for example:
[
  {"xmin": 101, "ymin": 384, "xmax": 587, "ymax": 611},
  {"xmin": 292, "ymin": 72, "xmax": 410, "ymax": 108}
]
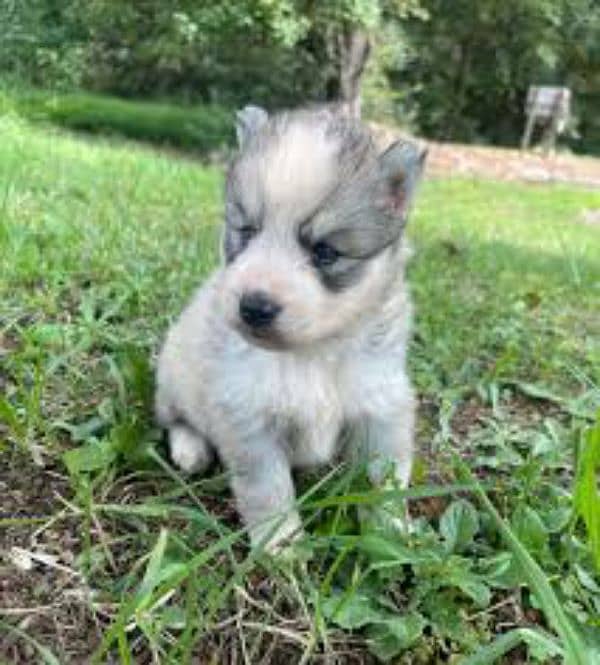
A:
[
  {"xmin": 2, "ymin": 0, "xmax": 597, "ymax": 151},
  {"xmin": 389, "ymin": 0, "xmax": 600, "ymax": 152}
]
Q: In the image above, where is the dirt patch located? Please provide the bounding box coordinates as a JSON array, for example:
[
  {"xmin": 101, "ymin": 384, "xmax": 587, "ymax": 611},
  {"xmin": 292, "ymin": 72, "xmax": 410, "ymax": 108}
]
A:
[
  {"xmin": 425, "ymin": 142, "xmax": 600, "ymax": 188},
  {"xmin": 370, "ymin": 122, "xmax": 600, "ymax": 188},
  {"xmin": 0, "ymin": 455, "xmax": 100, "ymax": 663}
]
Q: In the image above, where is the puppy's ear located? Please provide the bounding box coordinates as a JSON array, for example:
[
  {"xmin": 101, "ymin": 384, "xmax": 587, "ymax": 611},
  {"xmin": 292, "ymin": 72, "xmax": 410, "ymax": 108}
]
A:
[
  {"xmin": 376, "ymin": 140, "xmax": 427, "ymax": 221},
  {"xmin": 236, "ymin": 105, "xmax": 269, "ymax": 149}
]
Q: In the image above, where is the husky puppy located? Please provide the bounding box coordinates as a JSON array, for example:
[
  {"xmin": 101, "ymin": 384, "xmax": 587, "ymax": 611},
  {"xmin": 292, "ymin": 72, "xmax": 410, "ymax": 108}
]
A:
[{"xmin": 155, "ymin": 106, "xmax": 426, "ymax": 551}]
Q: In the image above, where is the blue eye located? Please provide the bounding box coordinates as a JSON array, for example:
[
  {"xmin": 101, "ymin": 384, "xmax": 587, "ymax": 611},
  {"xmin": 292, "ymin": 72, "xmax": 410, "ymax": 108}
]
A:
[{"xmin": 312, "ymin": 241, "xmax": 339, "ymax": 268}]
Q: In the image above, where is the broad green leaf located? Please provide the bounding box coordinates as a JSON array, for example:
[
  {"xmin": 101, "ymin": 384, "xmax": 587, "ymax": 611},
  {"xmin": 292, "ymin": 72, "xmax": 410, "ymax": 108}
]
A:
[
  {"xmin": 27, "ymin": 323, "xmax": 65, "ymax": 346},
  {"xmin": 479, "ymin": 551, "xmax": 521, "ymax": 589},
  {"xmin": 366, "ymin": 612, "xmax": 426, "ymax": 661},
  {"xmin": 62, "ymin": 439, "xmax": 117, "ymax": 475},
  {"xmin": 138, "ymin": 528, "xmax": 169, "ymax": 601},
  {"xmin": 541, "ymin": 506, "xmax": 572, "ymax": 534},
  {"xmin": 357, "ymin": 533, "xmax": 443, "ymax": 566},
  {"xmin": 511, "ymin": 505, "xmax": 549, "ymax": 560},
  {"xmin": 0, "ymin": 397, "xmax": 25, "ymax": 438},
  {"xmin": 422, "ymin": 591, "xmax": 478, "ymax": 648},
  {"xmin": 574, "ymin": 564, "xmax": 600, "ymax": 594},
  {"xmin": 440, "ymin": 499, "xmax": 480, "ymax": 552},
  {"xmin": 502, "ymin": 380, "xmax": 593, "ymax": 420},
  {"xmin": 56, "ymin": 415, "xmax": 107, "ymax": 442},
  {"xmin": 461, "ymin": 627, "xmax": 563, "ymax": 665},
  {"xmin": 445, "ymin": 557, "xmax": 491, "ymax": 607},
  {"xmin": 321, "ymin": 591, "xmax": 385, "ymax": 629}
]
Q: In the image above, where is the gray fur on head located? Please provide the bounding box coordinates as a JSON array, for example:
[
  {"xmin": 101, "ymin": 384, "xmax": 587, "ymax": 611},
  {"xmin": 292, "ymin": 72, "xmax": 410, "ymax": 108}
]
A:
[
  {"xmin": 223, "ymin": 106, "xmax": 426, "ymax": 311},
  {"xmin": 235, "ymin": 105, "xmax": 269, "ymax": 149},
  {"xmin": 223, "ymin": 108, "xmax": 427, "ymax": 290}
]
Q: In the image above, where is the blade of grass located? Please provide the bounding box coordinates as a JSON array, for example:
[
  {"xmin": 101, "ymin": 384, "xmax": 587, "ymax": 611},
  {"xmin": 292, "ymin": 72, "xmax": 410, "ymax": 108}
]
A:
[
  {"xmin": 0, "ymin": 620, "xmax": 60, "ymax": 665},
  {"xmin": 116, "ymin": 627, "xmax": 132, "ymax": 665},
  {"xmin": 574, "ymin": 417, "xmax": 600, "ymax": 571},
  {"xmin": 303, "ymin": 482, "xmax": 481, "ymax": 510},
  {"xmin": 137, "ymin": 528, "xmax": 169, "ymax": 601},
  {"xmin": 460, "ymin": 627, "xmax": 563, "ymax": 664},
  {"xmin": 91, "ymin": 527, "xmax": 245, "ymax": 663},
  {"xmin": 456, "ymin": 459, "xmax": 589, "ymax": 665}
]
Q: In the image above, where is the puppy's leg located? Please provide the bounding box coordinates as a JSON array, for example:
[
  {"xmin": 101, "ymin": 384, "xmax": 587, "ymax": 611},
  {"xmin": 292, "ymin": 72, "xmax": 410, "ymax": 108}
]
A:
[
  {"xmin": 225, "ymin": 433, "xmax": 302, "ymax": 552},
  {"xmin": 361, "ymin": 399, "xmax": 415, "ymax": 532},
  {"xmin": 169, "ymin": 424, "xmax": 214, "ymax": 475},
  {"xmin": 365, "ymin": 412, "xmax": 414, "ymax": 489}
]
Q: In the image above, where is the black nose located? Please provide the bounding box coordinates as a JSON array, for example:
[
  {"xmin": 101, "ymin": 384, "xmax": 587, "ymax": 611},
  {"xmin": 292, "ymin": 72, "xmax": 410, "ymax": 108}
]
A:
[{"xmin": 239, "ymin": 291, "xmax": 282, "ymax": 328}]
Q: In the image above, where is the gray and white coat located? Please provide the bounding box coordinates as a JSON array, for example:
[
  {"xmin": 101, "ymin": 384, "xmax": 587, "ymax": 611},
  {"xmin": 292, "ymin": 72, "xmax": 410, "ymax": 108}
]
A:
[{"xmin": 155, "ymin": 106, "xmax": 426, "ymax": 550}]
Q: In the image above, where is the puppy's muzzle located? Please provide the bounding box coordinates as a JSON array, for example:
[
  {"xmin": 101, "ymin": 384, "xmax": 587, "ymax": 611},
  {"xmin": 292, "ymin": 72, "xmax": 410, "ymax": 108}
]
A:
[{"xmin": 239, "ymin": 291, "xmax": 282, "ymax": 329}]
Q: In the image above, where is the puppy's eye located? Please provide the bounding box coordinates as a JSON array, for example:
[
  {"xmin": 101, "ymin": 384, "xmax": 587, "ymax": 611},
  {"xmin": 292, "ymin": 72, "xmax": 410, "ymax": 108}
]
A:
[
  {"xmin": 312, "ymin": 241, "xmax": 339, "ymax": 268},
  {"xmin": 239, "ymin": 226, "xmax": 257, "ymax": 245}
]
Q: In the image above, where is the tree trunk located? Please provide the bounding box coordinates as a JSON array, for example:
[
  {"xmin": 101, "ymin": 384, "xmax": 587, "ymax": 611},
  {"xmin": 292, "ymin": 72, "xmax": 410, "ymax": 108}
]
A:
[
  {"xmin": 337, "ymin": 28, "xmax": 371, "ymax": 119},
  {"xmin": 447, "ymin": 40, "xmax": 473, "ymax": 139}
]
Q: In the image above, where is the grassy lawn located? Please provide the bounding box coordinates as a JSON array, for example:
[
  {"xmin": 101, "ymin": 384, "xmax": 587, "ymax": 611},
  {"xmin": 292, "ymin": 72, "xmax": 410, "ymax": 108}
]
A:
[{"xmin": 1, "ymin": 115, "xmax": 599, "ymax": 663}]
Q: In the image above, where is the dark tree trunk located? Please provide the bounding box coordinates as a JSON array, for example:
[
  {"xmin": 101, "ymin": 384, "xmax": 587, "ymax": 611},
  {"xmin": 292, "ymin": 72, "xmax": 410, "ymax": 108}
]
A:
[
  {"xmin": 334, "ymin": 27, "xmax": 371, "ymax": 119},
  {"xmin": 323, "ymin": 26, "xmax": 371, "ymax": 118}
]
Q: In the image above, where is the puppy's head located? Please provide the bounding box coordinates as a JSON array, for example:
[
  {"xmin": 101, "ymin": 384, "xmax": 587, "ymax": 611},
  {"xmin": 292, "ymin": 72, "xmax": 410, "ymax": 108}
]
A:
[{"xmin": 218, "ymin": 105, "xmax": 426, "ymax": 350}]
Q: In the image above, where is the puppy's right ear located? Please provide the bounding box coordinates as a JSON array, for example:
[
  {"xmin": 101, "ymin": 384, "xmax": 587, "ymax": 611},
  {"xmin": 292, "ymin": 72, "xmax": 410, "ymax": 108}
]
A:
[
  {"xmin": 376, "ymin": 140, "xmax": 427, "ymax": 223},
  {"xmin": 236, "ymin": 105, "xmax": 269, "ymax": 149}
]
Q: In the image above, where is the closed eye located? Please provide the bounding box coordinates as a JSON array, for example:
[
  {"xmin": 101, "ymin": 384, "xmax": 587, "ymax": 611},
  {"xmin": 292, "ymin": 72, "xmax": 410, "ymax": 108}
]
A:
[
  {"xmin": 239, "ymin": 226, "xmax": 257, "ymax": 245},
  {"xmin": 311, "ymin": 240, "xmax": 340, "ymax": 268}
]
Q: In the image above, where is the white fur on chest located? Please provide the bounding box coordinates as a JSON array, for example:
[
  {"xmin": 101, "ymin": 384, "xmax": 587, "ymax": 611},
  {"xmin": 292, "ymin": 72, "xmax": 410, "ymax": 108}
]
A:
[{"xmin": 216, "ymin": 341, "xmax": 344, "ymax": 466}]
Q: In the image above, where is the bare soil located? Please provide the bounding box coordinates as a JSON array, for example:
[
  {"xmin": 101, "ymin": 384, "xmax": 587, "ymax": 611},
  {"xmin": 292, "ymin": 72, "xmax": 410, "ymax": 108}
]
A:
[
  {"xmin": 0, "ymin": 455, "xmax": 100, "ymax": 663},
  {"xmin": 371, "ymin": 123, "xmax": 600, "ymax": 188}
]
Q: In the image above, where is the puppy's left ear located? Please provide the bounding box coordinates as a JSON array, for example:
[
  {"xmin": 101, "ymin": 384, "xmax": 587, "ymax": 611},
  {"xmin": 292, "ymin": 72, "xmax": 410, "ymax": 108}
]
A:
[
  {"xmin": 377, "ymin": 140, "xmax": 427, "ymax": 221},
  {"xmin": 236, "ymin": 105, "xmax": 269, "ymax": 149}
]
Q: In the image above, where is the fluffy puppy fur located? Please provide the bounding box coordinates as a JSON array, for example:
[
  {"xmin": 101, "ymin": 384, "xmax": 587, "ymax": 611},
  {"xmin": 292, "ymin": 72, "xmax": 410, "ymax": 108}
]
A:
[{"xmin": 155, "ymin": 106, "xmax": 426, "ymax": 550}]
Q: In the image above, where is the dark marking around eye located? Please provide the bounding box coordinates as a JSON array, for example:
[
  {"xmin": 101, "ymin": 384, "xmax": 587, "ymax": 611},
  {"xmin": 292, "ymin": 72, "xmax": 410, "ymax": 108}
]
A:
[
  {"xmin": 224, "ymin": 224, "xmax": 259, "ymax": 264},
  {"xmin": 319, "ymin": 258, "xmax": 365, "ymax": 292},
  {"xmin": 311, "ymin": 241, "xmax": 339, "ymax": 268},
  {"xmin": 223, "ymin": 195, "xmax": 262, "ymax": 263},
  {"xmin": 239, "ymin": 225, "xmax": 256, "ymax": 246},
  {"xmin": 300, "ymin": 226, "xmax": 367, "ymax": 291}
]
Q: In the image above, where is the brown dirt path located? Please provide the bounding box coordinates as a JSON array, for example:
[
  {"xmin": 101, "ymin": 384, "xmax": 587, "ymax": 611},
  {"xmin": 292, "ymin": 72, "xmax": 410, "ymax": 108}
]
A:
[{"xmin": 370, "ymin": 123, "xmax": 600, "ymax": 188}]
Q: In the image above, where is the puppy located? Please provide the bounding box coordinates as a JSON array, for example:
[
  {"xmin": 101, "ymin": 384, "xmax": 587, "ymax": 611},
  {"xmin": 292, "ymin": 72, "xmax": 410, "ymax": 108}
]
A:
[{"xmin": 155, "ymin": 106, "xmax": 426, "ymax": 551}]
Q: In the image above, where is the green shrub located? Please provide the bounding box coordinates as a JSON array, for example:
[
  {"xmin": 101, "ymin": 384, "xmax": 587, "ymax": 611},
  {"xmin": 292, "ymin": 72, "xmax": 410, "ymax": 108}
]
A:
[{"xmin": 11, "ymin": 89, "xmax": 234, "ymax": 152}]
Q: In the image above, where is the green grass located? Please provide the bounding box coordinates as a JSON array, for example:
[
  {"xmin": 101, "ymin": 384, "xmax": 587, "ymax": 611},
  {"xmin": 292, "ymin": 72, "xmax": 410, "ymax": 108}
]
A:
[
  {"xmin": 0, "ymin": 87, "xmax": 233, "ymax": 153},
  {"xmin": 1, "ymin": 115, "xmax": 599, "ymax": 663}
]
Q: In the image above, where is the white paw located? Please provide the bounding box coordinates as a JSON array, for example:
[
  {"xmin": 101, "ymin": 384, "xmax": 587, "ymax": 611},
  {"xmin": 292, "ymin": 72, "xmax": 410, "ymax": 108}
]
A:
[{"xmin": 169, "ymin": 426, "xmax": 212, "ymax": 474}]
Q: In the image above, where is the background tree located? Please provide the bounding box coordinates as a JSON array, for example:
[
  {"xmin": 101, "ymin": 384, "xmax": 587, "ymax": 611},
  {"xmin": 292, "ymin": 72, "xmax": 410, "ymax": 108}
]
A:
[
  {"xmin": 393, "ymin": 0, "xmax": 600, "ymax": 149},
  {"xmin": 0, "ymin": 0, "xmax": 597, "ymax": 152}
]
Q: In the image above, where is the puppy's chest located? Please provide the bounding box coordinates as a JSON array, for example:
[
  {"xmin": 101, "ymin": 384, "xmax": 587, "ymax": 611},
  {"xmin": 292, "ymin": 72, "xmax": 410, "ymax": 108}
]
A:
[
  {"xmin": 250, "ymin": 352, "xmax": 345, "ymax": 463},
  {"xmin": 270, "ymin": 354, "xmax": 341, "ymax": 417}
]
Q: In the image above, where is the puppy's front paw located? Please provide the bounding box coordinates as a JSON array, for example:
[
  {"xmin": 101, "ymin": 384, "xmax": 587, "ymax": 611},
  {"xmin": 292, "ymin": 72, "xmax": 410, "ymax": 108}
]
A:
[{"xmin": 169, "ymin": 425, "xmax": 213, "ymax": 474}]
